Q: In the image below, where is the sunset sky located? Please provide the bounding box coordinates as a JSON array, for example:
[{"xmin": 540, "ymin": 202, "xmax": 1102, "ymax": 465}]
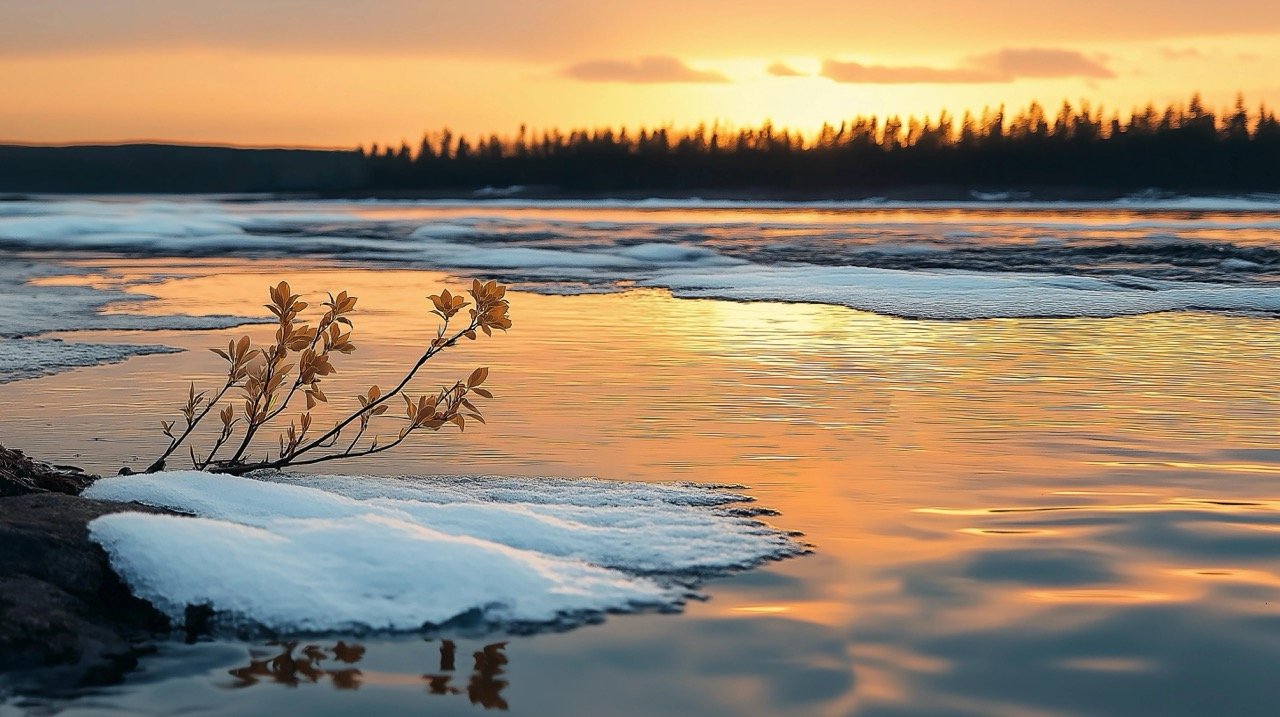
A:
[{"xmin": 3, "ymin": 0, "xmax": 1279, "ymax": 148}]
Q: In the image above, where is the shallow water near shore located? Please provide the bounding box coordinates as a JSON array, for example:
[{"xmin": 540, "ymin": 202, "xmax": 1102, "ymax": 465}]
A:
[{"xmin": 3, "ymin": 199, "xmax": 1280, "ymax": 716}]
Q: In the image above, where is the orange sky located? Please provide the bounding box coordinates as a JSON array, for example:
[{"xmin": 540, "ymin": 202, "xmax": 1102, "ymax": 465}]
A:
[{"xmin": 2, "ymin": 1, "xmax": 1279, "ymax": 147}]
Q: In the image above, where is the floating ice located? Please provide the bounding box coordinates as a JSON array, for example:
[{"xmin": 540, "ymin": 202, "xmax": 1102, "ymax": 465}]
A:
[
  {"xmin": 0, "ymin": 338, "xmax": 180, "ymax": 383},
  {"xmin": 85, "ymin": 472, "xmax": 802, "ymax": 633},
  {"xmin": 0, "ymin": 259, "xmax": 263, "ymax": 338},
  {"xmin": 408, "ymin": 222, "xmax": 477, "ymax": 239},
  {"xmin": 405, "ymin": 236, "xmax": 744, "ymax": 273},
  {"xmin": 9, "ymin": 196, "xmax": 1280, "ymax": 323},
  {"xmin": 649, "ymin": 265, "xmax": 1280, "ymax": 320},
  {"xmin": 0, "ymin": 259, "xmax": 265, "ymax": 383}
]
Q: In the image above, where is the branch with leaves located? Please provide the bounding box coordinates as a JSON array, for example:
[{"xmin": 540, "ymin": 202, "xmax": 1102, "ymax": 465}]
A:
[{"xmin": 137, "ymin": 279, "xmax": 511, "ymax": 476}]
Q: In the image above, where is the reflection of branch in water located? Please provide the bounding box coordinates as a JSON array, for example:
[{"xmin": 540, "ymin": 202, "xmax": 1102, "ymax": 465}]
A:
[
  {"xmin": 440, "ymin": 639, "xmax": 457, "ymax": 671},
  {"xmin": 423, "ymin": 639, "xmax": 511, "ymax": 711},
  {"xmin": 226, "ymin": 638, "xmax": 512, "ymax": 709},
  {"xmin": 227, "ymin": 641, "xmax": 363, "ymax": 690},
  {"xmin": 332, "ymin": 640, "xmax": 366, "ymax": 664},
  {"xmin": 468, "ymin": 642, "xmax": 510, "ymax": 710}
]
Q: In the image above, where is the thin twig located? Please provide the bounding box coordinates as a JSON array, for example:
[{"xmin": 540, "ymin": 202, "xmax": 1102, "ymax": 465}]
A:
[{"xmin": 145, "ymin": 381, "xmax": 234, "ymax": 473}]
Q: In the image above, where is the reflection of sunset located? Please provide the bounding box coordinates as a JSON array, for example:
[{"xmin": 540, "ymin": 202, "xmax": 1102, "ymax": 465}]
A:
[
  {"xmin": 6, "ymin": 257, "xmax": 1280, "ymax": 714},
  {"xmin": 1024, "ymin": 590, "xmax": 1181, "ymax": 603},
  {"xmin": 3, "ymin": 0, "xmax": 1279, "ymax": 713}
]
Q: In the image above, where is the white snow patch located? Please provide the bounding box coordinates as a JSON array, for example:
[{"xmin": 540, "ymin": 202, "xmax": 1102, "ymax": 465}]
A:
[{"xmin": 85, "ymin": 472, "xmax": 801, "ymax": 633}]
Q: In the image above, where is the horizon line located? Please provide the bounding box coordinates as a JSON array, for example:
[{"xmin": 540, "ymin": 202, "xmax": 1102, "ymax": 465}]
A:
[
  {"xmin": 0, "ymin": 139, "xmax": 361, "ymax": 152},
  {"xmin": 4, "ymin": 91, "xmax": 1271, "ymax": 152}
]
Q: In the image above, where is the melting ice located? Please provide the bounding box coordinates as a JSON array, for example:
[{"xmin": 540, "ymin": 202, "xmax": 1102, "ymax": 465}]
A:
[{"xmin": 84, "ymin": 472, "xmax": 804, "ymax": 633}]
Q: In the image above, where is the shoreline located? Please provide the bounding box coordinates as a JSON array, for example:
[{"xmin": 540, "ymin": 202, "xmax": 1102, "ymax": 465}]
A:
[
  {"xmin": 312, "ymin": 185, "xmax": 1279, "ymax": 204},
  {"xmin": 8, "ymin": 186, "xmax": 1280, "ymax": 204}
]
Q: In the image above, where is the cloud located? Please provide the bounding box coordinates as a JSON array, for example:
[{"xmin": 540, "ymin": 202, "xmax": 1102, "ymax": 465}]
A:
[
  {"xmin": 821, "ymin": 60, "xmax": 1003, "ymax": 83},
  {"xmin": 561, "ymin": 56, "xmax": 729, "ymax": 83},
  {"xmin": 766, "ymin": 61, "xmax": 806, "ymax": 77},
  {"xmin": 821, "ymin": 48, "xmax": 1113, "ymax": 84},
  {"xmin": 970, "ymin": 48, "xmax": 1114, "ymax": 78}
]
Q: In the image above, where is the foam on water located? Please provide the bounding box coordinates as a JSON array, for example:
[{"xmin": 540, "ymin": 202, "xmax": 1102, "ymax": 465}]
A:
[{"xmin": 84, "ymin": 472, "xmax": 803, "ymax": 633}]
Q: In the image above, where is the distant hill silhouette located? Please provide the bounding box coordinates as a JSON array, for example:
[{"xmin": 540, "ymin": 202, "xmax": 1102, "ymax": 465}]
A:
[{"xmin": 3, "ymin": 95, "xmax": 1278, "ymax": 196}]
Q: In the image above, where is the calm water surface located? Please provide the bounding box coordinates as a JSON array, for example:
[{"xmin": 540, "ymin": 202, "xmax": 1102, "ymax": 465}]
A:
[{"xmin": 2, "ymin": 205, "xmax": 1280, "ymax": 715}]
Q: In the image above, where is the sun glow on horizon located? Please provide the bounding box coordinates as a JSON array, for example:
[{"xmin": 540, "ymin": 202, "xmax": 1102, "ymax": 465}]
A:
[{"xmin": 1, "ymin": 2, "xmax": 1278, "ymax": 148}]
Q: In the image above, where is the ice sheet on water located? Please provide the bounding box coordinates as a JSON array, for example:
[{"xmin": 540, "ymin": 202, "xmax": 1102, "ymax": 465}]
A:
[
  {"xmin": 0, "ymin": 338, "xmax": 180, "ymax": 383},
  {"xmin": 0, "ymin": 259, "xmax": 263, "ymax": 338},
  {"xmin": 0, "ymin": 260, "xmax": 263, "ymax": 382},
  {"xmin": 648, "ymin": 265, "xmax": 1280, "ymax": 320},
  {"xmin": 10, "ymin": 196, "xmax": 1280, "ymax": 323},
  {"xmin": 406, "ymin": 237, "xmax": 745, "ymax": 272},
  {"xmin": 84, "ymin": 472, "xmax": 803, "ymax": 633}
]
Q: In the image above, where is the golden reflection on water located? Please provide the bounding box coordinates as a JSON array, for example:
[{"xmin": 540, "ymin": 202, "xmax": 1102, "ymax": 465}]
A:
[{"xmin": 5, "ymin": 257, "xmax": 1280, "ymax": 714}]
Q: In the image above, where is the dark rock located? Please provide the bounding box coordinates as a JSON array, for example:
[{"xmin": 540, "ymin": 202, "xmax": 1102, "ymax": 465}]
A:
[
  {"xmin": 0, "ymin": 491, "xmax": 172, "ymax": 691},
  {"xmin": 183, "ymin": 603, "xmax": 215, "ymax": 644},
  {"xmin": 0, "ymin": 444, "xmax": 96, "ymax": 497}
]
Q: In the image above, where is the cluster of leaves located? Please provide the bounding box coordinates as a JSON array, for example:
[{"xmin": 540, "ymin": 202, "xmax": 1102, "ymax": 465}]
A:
[{"xmin": 143, "ymin": 279, "xmax": 511, "ymax": 475}]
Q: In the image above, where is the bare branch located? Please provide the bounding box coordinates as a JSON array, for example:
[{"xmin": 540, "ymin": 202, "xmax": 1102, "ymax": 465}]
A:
[{"xmin": 144, "ymin": 279, "xmax": 509, "ymax": 476}]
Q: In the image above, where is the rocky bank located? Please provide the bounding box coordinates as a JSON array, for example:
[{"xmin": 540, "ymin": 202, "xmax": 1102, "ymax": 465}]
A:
[{"xmin": 0, "ymin": 445, "xmax": 170, "ymax": 692}]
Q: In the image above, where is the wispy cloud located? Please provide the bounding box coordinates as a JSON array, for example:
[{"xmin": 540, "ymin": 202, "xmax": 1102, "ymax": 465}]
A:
[
  {"xmin": 821, "ymin": 60, "xmax": 1001, "ymax": 83},
  {"xmin": 821, "ymin": 48, "xmax": 1114, "ymax": 84},
  {"xmin": 562, "ymin": 56, "xmax": 729, "ymax": 83},
  {"xmin": 972, "ymin": 48, "xmax": 1114, "ymax": 78},
  {"xmin": 766, "ymin": 61, "xmax": 806, "ymax": 77}
]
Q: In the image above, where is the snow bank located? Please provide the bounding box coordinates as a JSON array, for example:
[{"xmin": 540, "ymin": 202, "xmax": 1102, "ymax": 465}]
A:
[
  {"xmin": 84, "ymin": 472, "xmax": 801, "ymax": 633},
  {"xmin": 649, "ymin": 265, "xmax": 1280, "ymax": 320}
]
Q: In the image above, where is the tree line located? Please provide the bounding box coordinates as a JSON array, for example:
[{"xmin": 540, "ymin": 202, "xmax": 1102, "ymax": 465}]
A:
[
  {"xmin": 2, "ymin": 94, "xmax": 1276, "ymax": 194},
  {"xmin": 363, "ymin": 94, "xmax": 1280, "ymax": 193}
]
